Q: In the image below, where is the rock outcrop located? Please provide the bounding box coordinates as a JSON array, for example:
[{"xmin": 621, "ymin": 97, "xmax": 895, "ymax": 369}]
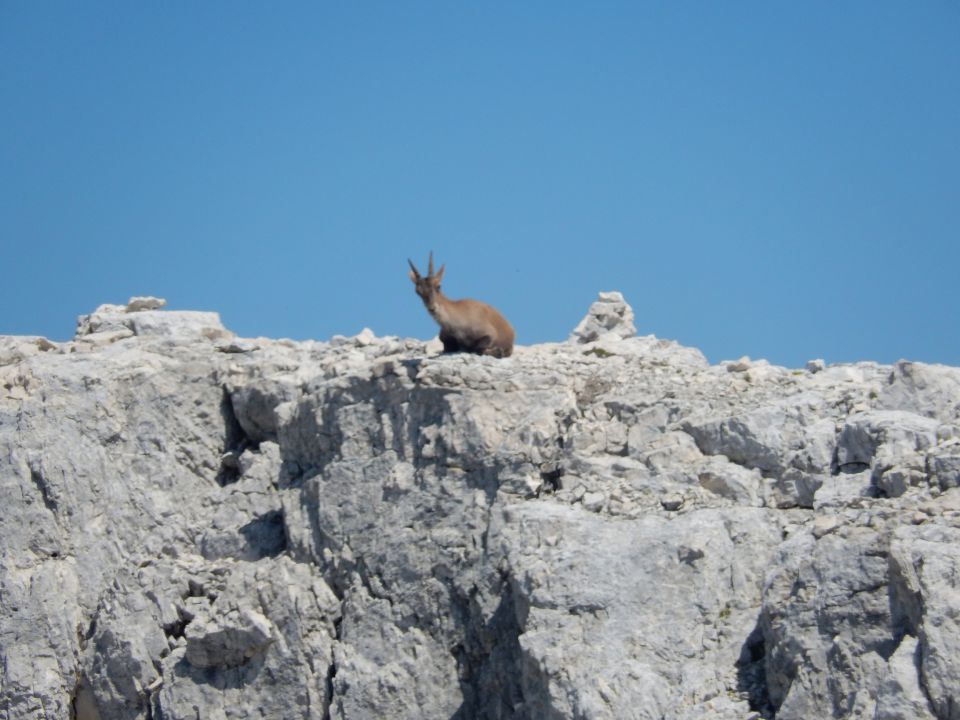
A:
[{"xmin": 1, "ymin": 294, "xmax": 958, "ymax": 719}]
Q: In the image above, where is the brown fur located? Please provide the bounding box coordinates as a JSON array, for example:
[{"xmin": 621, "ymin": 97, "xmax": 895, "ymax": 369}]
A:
[{"xmin": 408, "ymin": 253, "xmax": 515, "ymax": 358}]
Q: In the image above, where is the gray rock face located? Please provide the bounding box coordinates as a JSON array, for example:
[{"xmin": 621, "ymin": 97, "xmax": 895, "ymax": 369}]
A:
[{"xmin": 1, "ymin": 293, "xmax": 958, "ymax": 719}]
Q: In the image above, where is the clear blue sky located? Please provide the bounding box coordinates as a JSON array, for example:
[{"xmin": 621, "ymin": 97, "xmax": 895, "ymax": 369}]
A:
[{"xmin": 2, "ymin": 3, "xmax": 958, "ymax": 368}]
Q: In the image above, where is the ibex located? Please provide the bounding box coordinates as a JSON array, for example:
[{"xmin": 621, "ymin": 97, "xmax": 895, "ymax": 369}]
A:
[{"xmin": 408, "ymin": 252, "xmax": 515, "ymax": 358}]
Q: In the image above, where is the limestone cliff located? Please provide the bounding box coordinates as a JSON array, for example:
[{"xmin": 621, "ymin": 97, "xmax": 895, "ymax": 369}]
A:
[{"xmin": 1, "ymin": 293, "xmax": 958, "ymax": 719}]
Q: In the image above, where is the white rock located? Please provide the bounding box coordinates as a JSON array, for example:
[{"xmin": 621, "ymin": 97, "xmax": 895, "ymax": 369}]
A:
[
  {"xmin": 725, "ymin": 356, "xmax": 753, "ymax": 372},
  {"xmin": 581, "ymin": 491, "xmax": 606, "ymax": 511},
  {"xmin": 697, "ymin": 457, "xmax": 763, "ymax": 506},
  {"xmin": 569, "ymin": 291, "xmax": 636, "ymax": 343},
  {"xmin": 353, "ymin": 327, "xmax": 376, "ymax": 346},
  {"xmin": 3, "ymin": 294, "xmax": 960, "ymax": 719},
  {"xmin": 125, "ymin": 296, "xmax": 167, "ymax": 312},
  {"xmin": 184, "ymin": 604, "xmax": 274, "ymax": 668},
  {"xmin": 873, "ymin": 635, "xmax": 937, "ymax": 720},
  {"xmin": 127, "ymin": 310, "xmax": 231, "ymax": 340},
  {"xmin": 75, "ymin": 299, "xmax": 231, "ymax": 342}
]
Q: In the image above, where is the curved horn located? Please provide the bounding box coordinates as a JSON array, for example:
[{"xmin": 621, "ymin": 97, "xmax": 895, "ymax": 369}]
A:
[{"xmin": 407, "ymin": 258, "xmax": 421, "ymax": 278}]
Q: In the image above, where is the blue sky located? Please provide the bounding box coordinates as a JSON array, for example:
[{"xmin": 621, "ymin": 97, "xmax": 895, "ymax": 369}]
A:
[{"xmin": 2, "ymin": 3, "xmax": 958, "ymax": 368}]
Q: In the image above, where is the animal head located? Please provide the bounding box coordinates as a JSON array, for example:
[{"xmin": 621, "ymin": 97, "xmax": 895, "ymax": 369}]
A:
[{"xmin": 408, "ymin": 252, "xmax": 446, "ymax": 311}]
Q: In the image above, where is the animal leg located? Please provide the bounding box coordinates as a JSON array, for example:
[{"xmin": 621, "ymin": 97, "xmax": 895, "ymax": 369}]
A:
[
  {"xmin": 468, "ymin": 335, "xmax": 496, "ymax": 356},
  {"xmin": 439, "ymin": 330, "xmax": 462, "ymax": 353}
]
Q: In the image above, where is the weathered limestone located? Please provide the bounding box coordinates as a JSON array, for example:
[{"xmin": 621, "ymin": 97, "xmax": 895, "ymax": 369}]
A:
[
  {"xmin": 568, "ymin": 290, "xmax": 636, "ymax": 343},
  {"xmin": 1, "ymin": 292, "xmax": 958, "ymax": 719}
]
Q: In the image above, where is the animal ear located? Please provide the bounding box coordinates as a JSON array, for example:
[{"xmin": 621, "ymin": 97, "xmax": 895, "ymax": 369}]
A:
[
  {"xmin": 434, "ymin": 264, "xmax": 445, "ymax": 283},
  {"xmin": 408, "ymin": 270, "xmax": 418, "ymax": 283}
]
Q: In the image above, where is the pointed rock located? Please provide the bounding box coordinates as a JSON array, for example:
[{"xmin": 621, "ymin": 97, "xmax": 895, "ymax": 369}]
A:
[{"xmin": 569, "ymin": 291, "xmax": 636, "ymax": 343}]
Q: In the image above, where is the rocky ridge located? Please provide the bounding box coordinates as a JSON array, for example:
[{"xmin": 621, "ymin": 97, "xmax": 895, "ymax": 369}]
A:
[{"xmin": 1, "ymin": 292, "xmax": 958, "ymax": 719}]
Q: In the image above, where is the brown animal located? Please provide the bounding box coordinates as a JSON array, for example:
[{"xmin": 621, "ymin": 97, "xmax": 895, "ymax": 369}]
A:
[{"xmin": 408, "ymin": 253, "xmax": 515, "ymax": 358}]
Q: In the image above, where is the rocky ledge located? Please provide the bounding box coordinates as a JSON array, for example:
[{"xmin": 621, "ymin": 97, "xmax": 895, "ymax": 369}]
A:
[{"xmin": 1, "ymin": 293, "xmax": 958, "ymax": 719}]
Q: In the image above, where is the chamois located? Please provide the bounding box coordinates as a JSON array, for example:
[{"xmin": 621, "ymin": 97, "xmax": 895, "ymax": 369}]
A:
[{"xmin": 408, "ymin": 253, "xmax": 515, "ymax": 358}]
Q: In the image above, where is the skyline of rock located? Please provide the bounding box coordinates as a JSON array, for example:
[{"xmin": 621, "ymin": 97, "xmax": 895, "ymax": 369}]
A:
[{"xmin": 1, "ymin": 294, "xmax": 957, "ymax": 719}]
